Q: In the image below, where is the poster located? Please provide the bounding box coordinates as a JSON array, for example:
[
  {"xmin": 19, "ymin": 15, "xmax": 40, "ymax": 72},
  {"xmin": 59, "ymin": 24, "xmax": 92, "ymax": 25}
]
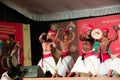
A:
[{"xmin": 0, "ymin": 21, "xmax": 31, "ymax": 67}]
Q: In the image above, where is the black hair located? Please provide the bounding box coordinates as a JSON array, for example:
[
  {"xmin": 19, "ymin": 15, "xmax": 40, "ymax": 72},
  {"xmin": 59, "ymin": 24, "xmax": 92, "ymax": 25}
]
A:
[
  {"xmin": 7, "ymin": 64, "xmax": 21, "ymax": 78},
  {"xmin": 9, "ymin": 34, "xmax": 15, "ymax": 39},
  {"xmin": 45, "ymin": 71, "xmax": 52, "ymax": 77}
]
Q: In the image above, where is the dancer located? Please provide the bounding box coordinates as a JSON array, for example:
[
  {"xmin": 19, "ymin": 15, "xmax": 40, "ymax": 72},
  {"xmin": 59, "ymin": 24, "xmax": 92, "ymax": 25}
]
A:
[
  {"xmin": 68, "ymin": 24, "xmax": 99, "ymax": 77},
  {"xmin": 107, "ymin": 53, "xmax": 120, "ymax": 77},
  {"xmin": 37, "ymin": 30, "xmax": 58, "ymax": 77},
  {"xmin": 97, "ymin": 27, "xmax": 118, "ymax": 76},
  {"xmin": 55, "ymin": 28, "xmax": 75, "ymax": 77}
]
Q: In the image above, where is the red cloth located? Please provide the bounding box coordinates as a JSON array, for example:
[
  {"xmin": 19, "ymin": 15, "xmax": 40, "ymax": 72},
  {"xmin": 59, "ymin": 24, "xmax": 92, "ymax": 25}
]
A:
[
  {"xmin": 85, "ymin": 24, "xmax": 94, "ymax": 31},
  {"xmin": 48, "ymin": 30, "xmax": 55, "ymax": 35},
  {"xmin": 80, "ymin": 50, "xmax": 94, "ymax": 60},
  {"xmin": 43, "ymin": 53, "xmax": 52, "ymax": 58},
  {"xmin": 60, "ymin": 52, "xmax": 70, "ymax": 59},
  {"xmin": 97, "ymin": 52, "xmax": 111, "ymax": 62},
  {"xmin": 42, "ymin": 53, "xmax": 53, "ymax": 68},
  {"xmin": 84, "ymin": 50, "xmax": 94, "ymax": 59},
  {"xmin": 101, "ymin": 28, "xmax": 109, "ymax": 32},
  {"xmin": 117, "ymin": 54, "xmax": 120, "ymax": 58}
]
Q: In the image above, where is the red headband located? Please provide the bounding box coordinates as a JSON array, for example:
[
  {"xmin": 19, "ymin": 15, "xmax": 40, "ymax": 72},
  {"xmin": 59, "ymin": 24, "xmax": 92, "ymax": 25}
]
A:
[
  {"xmin": 101, "ymin": 28, "xmax": 109, "ymax": 32},
  {"xmin": 63, "ymin": 29, "xmax": 70, "ymax": 36},
  {"xmin": 84, "ymin": 24, "xmax": 94, "ymax": 31},
  {"xmin": 48, "ymin": 30, "xmax": 55, "ymax": 35}
]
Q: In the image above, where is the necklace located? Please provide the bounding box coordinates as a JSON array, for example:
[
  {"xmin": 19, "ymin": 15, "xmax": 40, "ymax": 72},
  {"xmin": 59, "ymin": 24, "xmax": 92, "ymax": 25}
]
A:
[{"xmin": 64, "ymin": 40, "xmax": 68, "ymax": 46}]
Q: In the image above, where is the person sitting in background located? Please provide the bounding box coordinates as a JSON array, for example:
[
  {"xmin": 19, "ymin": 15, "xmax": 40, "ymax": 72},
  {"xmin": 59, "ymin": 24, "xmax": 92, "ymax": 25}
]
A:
[
  {"xmin": 55, "ymin": 28, "xmax": 75, "ymax": 77},
  {"xmin": 37, "ymin": 30, "xmax": 58, "ymax": 77}
]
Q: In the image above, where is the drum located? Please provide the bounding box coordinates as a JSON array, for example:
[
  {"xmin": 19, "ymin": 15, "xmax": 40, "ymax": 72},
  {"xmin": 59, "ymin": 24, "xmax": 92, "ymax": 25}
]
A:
[
  {"xmin": 9, "ymin": 54, "xmax": 19, "ymax": 67},
  {"xmin": 1, "ymin": 54, "xmax": 18, "ymax": 70},
  {"xmin": 1, "ymin": 56, "xmax": 9, "ymax": 70},
  {"xmin": 91, "ymin": 28, "xmax": 103, "ymax": 39}
]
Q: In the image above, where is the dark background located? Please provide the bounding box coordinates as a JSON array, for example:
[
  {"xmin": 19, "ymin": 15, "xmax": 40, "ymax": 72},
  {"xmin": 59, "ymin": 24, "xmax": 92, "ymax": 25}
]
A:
[{"xmin": 0, "ymin": 2, "xmax": 51, "ymax": 65}]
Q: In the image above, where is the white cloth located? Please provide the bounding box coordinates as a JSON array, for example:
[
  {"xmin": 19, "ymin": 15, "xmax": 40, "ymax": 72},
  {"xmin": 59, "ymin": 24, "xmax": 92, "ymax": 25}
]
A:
[
  {"xmin": 110, "ymin": 58, "xmax": 120, "ymax": 74},
  {"xmin": 1, "ymin": 72, "xmax": 14, "ymax": 80},
  {"xmin": 98, "ymin": 58, "xmax": 112, "ymax": 76},
  {"xmin": 57, "ymin": 55, "xmax": 74, "ymax": 77},
  {"xmin": 70, "ymin": 56, "xmax": 89, "ymax": 73},
  {"xmin": 84, "ymin": 55, "xmax": 100, "ymax": 75},
  {"xmin": 38, "ymin": 56, "xmax": 57, "ymax": 75},
  {"xmin": 71, "ymin": 55, "xmax": 100, "ymax": 76}
]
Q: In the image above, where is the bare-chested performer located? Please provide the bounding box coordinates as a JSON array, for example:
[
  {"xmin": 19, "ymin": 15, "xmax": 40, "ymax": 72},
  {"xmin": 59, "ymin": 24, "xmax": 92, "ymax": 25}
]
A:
[
  {"xmin": 37, "ymin": 30, "xmax": 58, "ymax": 77},
  {"xmin": 68, "ymin": 24, "xmax": 99, "ymax": 77},
  {"xmin": 55, "ymin": 28, "xmax": 75, "ymax": 77},
  {"xmin": 97, "ymin": 27, "xmax": 118, "ymax": 76}
]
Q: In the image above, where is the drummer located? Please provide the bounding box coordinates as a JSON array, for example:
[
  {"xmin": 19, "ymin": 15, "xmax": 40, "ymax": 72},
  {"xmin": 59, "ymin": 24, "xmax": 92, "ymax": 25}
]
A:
[
  {"xmin": 68, "ymin": 24, "xmax": 100, "ymax": 77},
  {"xmin": 7, "ymin": 34, "xmax": 22, "ymax": 65}
]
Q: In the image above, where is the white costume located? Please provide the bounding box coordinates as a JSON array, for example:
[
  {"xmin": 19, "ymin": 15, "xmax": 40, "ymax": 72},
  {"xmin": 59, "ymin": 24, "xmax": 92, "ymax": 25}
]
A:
[
  {"xmin": 109, "ymin": 54, "xmax": 120, "ymax": 74},
  {"xmin": 70, "ymin": 49, "xmax": 100, "ymax": 76},
  {"xmin": 57, "ymin": 52, "xmax": 74, "ymax": 77},
  {"xmin": 70, "ymin": 56, "xmax": 89, "ymax": 73},
  {"xmin": 38, "ymin": 51, "xmax": 57, "ymax": 75},
  {"xmin": 97, "ymin": 52, "xmax": 112, "ymax": 76}
]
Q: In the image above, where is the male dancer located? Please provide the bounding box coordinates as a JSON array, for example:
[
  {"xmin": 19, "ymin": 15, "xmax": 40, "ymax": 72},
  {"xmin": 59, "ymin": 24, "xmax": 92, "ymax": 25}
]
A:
[
  {"xmin": 68, "ymin": 24, "xmax": 99, "ymax": 77},
  {"xmin": 38, "ymin": 30, "xmax": 57, "ymax": 77},
  {"xmin": 55, "ymin": 28, "xmax": 75, "ymax": 77},
  {"xmin": 97, "ymin": 27, "xmax": 118, "ymax": 76}
]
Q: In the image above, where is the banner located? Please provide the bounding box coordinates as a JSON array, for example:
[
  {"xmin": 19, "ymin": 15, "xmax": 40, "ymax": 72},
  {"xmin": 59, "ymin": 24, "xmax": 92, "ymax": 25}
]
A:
[
  {"xmin": 77, "ymin": 14, "xmax": 120, "ymax": 56},
  {"xmin": 0, "ymin": 21, "xmax": 31, "ymax": 69},
  {"xmin": 23, "ymin": 24, "xmax": 32, "ymax": 66}
]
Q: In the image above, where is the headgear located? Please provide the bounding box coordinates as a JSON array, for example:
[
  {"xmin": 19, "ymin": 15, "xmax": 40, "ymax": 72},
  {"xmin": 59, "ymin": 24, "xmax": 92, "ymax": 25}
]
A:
[
  {"xmin": 101, "ymin": 28, "xmax": 109, "ymax": 32},
  {"xmin": 63, "ymin": 29, "xmax": 70, "ymax": 36},
  {"xmin": 83, "ymin": 24, "xmax": 94, "ymax": 31},
  {"xmin": 48, "ymin": 30, "xmax": 56, "ymax": 35}
]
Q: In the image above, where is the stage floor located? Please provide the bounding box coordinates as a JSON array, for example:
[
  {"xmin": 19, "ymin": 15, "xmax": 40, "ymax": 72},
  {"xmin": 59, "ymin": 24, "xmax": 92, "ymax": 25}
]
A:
[{"xmin": 23, "ymin": 77, "xmax": 120, "ymax": 80}]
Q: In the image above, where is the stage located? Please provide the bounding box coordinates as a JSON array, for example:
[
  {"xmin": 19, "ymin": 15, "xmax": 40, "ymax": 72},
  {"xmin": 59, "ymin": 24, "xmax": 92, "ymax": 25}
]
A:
[{"xmin": 23, "ymin": 77, "xmax": 120, "ymax": 80}]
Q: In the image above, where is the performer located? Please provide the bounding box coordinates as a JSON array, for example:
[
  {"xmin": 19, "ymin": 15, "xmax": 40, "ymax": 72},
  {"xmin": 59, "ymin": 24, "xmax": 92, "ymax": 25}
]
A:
[
  {"xmin": 68, "ymin": 24, "xmax": 99, "ymax": 77},
  {"xmin": 55, "ymin": 28, "xmax": 75, "ymax": 77},
  {"xmin": 108, "ymin": 54, "xmax": 120, "ymax": 77},
  {"xmin": 2, "ymin": 34, "xmax": 22, "ymax": 69},
  {"xmin": 7, "ymin": 34, "xmax": 22, "ymax": 63},
  {"xmin": 37, "ymin": 30, "xmax": 58, "ymax": 77},
  {"xmin": 97, "ymin": 27, "xmax": 118, "ymax": 76}
]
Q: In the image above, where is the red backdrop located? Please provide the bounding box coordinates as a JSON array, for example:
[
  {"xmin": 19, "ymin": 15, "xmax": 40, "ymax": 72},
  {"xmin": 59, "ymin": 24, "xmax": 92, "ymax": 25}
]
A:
[
  {"xmin": 77, "ymin": 15, "xmax": 120, "ymax": 55},
  {"xmin": 0, "ymin": 21, "xmax": 24, "ymax": 65}
]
